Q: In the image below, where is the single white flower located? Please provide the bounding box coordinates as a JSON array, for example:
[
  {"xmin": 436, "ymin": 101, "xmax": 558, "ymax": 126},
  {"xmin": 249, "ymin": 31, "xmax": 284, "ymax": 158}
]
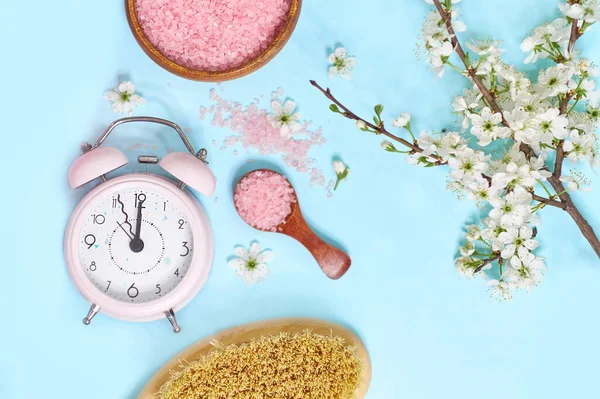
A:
[
  {"xmin": 534, "ymin": 108, "xmax": 569, "ymax": 140},
  {"xmin": 488, "ymin": 187, "xmax": 532, "ymax": 228},
  {"xmin": 536, "ymin": 65, "xmax": 573, "ymax": 98},
  {"xmin": 228, "ymin": 242, "xmax": 273, "ymax": 286},
  {"xmin": 486, "ymin": 278, "xmax": 513, "ymax": 300},
  {"xmin": 563, "ymin": 129, "xmax": 596, "ymax": 163},
  {"xmin": 499, "ymin": 225, "xmax": 539, "ymax": 264},
  {"xmin": 267, "ymin": 100, "xmax": 302, "ymax": 138},
  {"xmin": 559, "ymin": 3, "xmax": 585, "ymax": 20},
  {"xmin": 465, "ymin": 225, "xmax": 481, "ymax": 242},
  {"xmin": 481, "ymin": 217, "xmax": 507, "ymax": 251},
  {"xmin": 582, "ymin": 1, "xmax": 600, "ymax": 23},
  {"xmin": 470, "ymin": 107, "xmax": 507, "ymax": 146},
  {"xmin": 328, "ymin": 47, "xmax": 357, "ymax": 80},
  {"xmin": 504, "ymin": 251, "xmax": 545, "ymax": 292},
  {"xmin": 333, "ymin": 160, "xmax": 350, "ymax": 190},
  {"xmin": 492, "ymin": 162, "xmax": 537, "ymax": 190},
  {"xmin": 560, "ymin": 175, "xmax": 592, "ymax": 192},
  {"xmin": 104, "ymin": 81, "xmax": 145, "ymax": 116},
  {"xmin": 448, "ymin": 148, "xmax": 490, "ymax": 184},
  {"xmin": 391, "ymin": 113, "xmax": 412, "ymax": 128}
]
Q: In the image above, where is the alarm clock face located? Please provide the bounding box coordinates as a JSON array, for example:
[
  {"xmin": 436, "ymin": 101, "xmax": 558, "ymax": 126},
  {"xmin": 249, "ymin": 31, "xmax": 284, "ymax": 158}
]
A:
[
  {"xmin": 78, "ymin": 187, "xmax": 193, "ymax": 303},
  {"xmin": 65, "ymin": 174, "xmax": 213, "ymax": 322}
]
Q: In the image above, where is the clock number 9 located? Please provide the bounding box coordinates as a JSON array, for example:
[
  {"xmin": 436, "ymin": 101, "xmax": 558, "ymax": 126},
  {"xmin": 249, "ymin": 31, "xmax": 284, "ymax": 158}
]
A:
[
  {"xmin": 127, "ymin": 283, "xmax": 139, "ymax": 299},
  {"xmin": 84, "ymin": 234, "xmax": 96, "ymax": 249}
]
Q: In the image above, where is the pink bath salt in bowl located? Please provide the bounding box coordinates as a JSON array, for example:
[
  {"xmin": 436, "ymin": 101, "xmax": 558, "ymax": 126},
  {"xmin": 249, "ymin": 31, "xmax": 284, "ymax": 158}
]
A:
[
  {"xmin": 134, "ymin": 0, "xmax": 293, "ymax": 72},
  {"xmin": 234, "ymin": 169, "xmax": 296, "ymax": 231}
]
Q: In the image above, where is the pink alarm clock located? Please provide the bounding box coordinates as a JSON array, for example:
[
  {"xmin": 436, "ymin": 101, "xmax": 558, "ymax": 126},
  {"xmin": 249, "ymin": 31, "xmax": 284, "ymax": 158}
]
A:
[{"xmin": 65, "ymin": 117, "xmax": 215, "ymax": 333}]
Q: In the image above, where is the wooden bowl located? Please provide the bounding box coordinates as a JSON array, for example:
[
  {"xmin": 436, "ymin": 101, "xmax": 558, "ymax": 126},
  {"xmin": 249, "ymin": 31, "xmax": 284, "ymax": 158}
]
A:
[
  {"xmin": 125, "ymin": 0, "xmax": 302, "ymax": 82},
  {"xmin": 138, "ymin": 318, "xmax": 372, "ymax": 399}
]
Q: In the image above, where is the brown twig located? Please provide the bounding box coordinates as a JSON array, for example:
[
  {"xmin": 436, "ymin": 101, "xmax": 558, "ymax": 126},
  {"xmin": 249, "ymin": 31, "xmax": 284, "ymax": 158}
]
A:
[
  {"xmin": 531, "ymin": 193, "xmax": 566, "ymax": 209},
  {"xmin": 474, "ymin": 253, "xmax": 501, "ymax": 274},
  {"xmin": 432, "ymin": 0, "xmax": 509, "ymax": 128},
  {"xmin": 309, "ymin": 80, "xmax": 445, "ymax": 164}
]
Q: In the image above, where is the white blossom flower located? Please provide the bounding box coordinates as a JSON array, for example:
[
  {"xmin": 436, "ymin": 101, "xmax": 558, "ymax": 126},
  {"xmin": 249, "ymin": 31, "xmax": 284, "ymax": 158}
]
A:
[
  {"xmin": 486, "ymin": 278, "xmax": 513, "ymax": 300},
  {"xmin": 563, "ymin": 129, "xmax": 597, "ymax": 162},
  {"xmin": 104, "ymin": 81, "xmax": 145, "ymax": 116},
  {"xmin": 466, "ymin": 180, "xmax": 501, "ymax": 205},
  {"xmin": 228, "ymin": 242, "xmax": 273, "ymax": 286},
  {"xmin": 481, "ymin": 217, "xmax": 507, "ymax": 251},
  {"xmin": 267, "ymin": 100, "xmax": 302, "ymax": 138},
  {"xmin": 536, "ymin": 65, "xmax": 574, "ymax": 98},
  {"xmin": 488, "ymin": 187, "xmax": 532, "ymax": 228},
  {"xmin": 465, "ymin": 224, "xmax": 481, "ymax": 241},
  {"xmin": 582, "ymin": 1, "xmax": 600, "ymax": 23},
  {"xmin": 391, "ymin": 113, "xmax": 412, "ymax": 128},
  {"xmin": 499, "ymin": 225, "xmax": 539, "ymax": 265},
  {"xmin": 492, "ymin": 162, "xmax": 537, "ymax": 190},
  {"xmin": 559, "ymin": 3, "xmax": 585, "ymax": 19},
  {"xmin": 470, "ymin": 107, "xmax": 508, "ymax": 146},
  {"xmin": 452, "ymin": 90, "xmax": 481, "ymax": 130},
  {"xmin": 560, "ymin": 174, "xmax": 592, "ymax": 191},
  {"xmin": 504, "ymin": 251, "xmax": 545, "ymax": 292},
  {"xmin": 328, "ymin": 47, "xmax": 357, "ymax": 80},
  {"xmin": 534, "ymin": 108, "xmax": 570, "ymax": 140},
  {"xmin": 448, "ymin": 148, "xmax": 490, "ymax": 184}
]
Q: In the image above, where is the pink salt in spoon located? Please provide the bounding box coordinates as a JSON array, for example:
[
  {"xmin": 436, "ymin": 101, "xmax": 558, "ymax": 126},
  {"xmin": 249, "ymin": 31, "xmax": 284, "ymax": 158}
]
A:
[{"xmin": 234, "ymin": 169, "xmax": 351, "ymax": 279}]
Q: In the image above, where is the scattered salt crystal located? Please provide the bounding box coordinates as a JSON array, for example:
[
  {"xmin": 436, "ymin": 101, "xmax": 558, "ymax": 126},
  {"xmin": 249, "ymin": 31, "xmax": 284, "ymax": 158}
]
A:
[
  {"xmin": 326, "ymin": 179, "xmax": 335, "ymax": 190},
  {"xmin": 201, "ymin": 89, "xmax": 329, "ymax": 193},
  {"xmin": 212, "ymin": 139, "xmax": 217, "ymax": 145},
  {"xmin": 233, "ymin": 150, "xmax": 239, "ymax": 156},
  {"xmin": 184, "ymin": 127, "xmax": 192, "ymax": 133},
  {"xmin": 234, "ymin": 170, "xmax": 296, "ymax": 231},
  {"xmin": 220, "ymin": 146, "xmax": 227, "ymax": 151},
  {"xmin": 135, "ymin": 0, "xmax": 292, "ymax": 71}
]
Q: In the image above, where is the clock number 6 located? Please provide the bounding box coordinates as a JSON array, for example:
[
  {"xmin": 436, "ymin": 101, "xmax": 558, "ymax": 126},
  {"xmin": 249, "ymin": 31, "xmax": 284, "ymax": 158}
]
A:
[
  {"xmin": 180, "ymin": 241, "xmax": 190, "ymax": 257},
  {"xmin": 84, "ymin": 234, "xmax": 96, "ymax": 249},
  {"xmin": 127, "ymin": 283, "xmax": 139, "ymax": 299}
]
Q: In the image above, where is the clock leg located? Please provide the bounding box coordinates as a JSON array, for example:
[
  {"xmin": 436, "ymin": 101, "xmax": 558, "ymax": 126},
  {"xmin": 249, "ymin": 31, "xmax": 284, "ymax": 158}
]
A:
[
  {"xmin": 83, "ymin": 304, "xmax": 101, "ymax": 325},
  {"xmin": 165, "ymin": 309, "xmax": 181, "ymax": 333}
]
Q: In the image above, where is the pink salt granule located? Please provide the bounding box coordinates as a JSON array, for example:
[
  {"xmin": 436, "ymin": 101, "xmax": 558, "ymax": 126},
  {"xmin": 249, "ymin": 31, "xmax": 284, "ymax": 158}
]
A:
[
  {"xmin": 201, "ymin": 89, "xmax": 329, "ymax": 193},
  {"xmin": 234, "ymin": 170, "xmax": 296, "ymax": 231},
  {"xmin": 135, "ymin": 0, "xmax": 291, "ymax": 71}
]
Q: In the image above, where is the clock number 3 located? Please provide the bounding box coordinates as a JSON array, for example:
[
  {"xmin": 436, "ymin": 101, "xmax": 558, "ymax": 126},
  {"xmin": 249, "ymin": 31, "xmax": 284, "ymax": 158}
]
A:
[
  {"xmin": 127, "ymin": 283, "xmax": 139, "ymax": 298},
  {"xmin": 180, "ymin": 241, "xmax": 190, "ymax": 257}
]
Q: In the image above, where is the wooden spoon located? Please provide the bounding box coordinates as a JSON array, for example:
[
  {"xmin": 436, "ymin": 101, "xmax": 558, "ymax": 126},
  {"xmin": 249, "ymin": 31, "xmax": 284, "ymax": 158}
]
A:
[
  {"xmin": 234, "ymin": 169, "xmax": 351, "ymax": 279},
  {"xmin": 137, "ymin": 318, "xmax": 372, "ymax": 399}
]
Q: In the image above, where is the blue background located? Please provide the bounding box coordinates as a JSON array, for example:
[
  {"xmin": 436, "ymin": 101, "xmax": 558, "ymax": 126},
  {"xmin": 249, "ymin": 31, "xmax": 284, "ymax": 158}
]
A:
[{"xmin": 2, "ymin": 0, "xmax": 600, "ymax": 398}]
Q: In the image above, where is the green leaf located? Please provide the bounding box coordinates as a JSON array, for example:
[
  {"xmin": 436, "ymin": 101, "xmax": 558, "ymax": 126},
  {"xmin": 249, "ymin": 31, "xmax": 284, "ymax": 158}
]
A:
[
  {"xmin": 374, "ymin": 104, "xmax": 384, "ymax": 116},
  {"xmin": 373, "ymin": 116, "xmax": 380, "ymax": 126},
  {"xmin": 464, "ymin": 52, "xmax": 472, "ymax": 68},
  {"xmin": 329, "ymin": 104, "xmax": 340, "ymax": 113}
]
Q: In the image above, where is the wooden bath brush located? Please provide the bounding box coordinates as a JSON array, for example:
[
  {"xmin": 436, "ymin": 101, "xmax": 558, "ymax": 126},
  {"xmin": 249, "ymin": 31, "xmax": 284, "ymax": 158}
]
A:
[{"xmin": 138, "ymin": 318, "xmax": 371, "ymax": 399}]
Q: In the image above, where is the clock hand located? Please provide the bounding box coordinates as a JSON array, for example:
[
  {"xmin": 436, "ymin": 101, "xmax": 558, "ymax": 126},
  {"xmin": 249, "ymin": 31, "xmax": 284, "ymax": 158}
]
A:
[
  {"xmin": 130, "ymin": 198, "xmax": 145, "ymax": 253},
  {"xmin": 116, "ymin": 194, "xmax": 135, "ymax": 238},
  {"xmin": 116, "ymin": 221, "xmax": 134, "ymax": 240}
]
